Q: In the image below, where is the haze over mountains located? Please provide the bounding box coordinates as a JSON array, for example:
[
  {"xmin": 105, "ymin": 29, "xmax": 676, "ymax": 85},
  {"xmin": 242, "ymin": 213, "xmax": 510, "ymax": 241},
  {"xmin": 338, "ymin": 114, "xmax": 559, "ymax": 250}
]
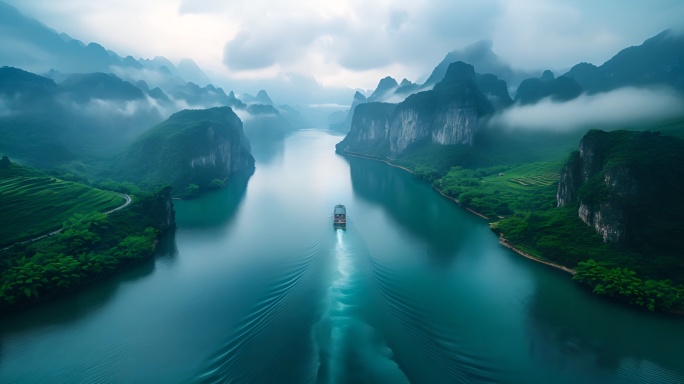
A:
[{"xmin": 1, "ymin": 0, "xmax": 684, "ymax": 187}]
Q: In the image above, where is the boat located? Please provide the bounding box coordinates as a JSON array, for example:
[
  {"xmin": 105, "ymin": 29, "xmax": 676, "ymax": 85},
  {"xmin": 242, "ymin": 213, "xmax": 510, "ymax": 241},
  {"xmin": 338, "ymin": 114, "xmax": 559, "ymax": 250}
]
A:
[{"xmin": 333, "ymin": 204, "xmax": 346, "ymax": 228}]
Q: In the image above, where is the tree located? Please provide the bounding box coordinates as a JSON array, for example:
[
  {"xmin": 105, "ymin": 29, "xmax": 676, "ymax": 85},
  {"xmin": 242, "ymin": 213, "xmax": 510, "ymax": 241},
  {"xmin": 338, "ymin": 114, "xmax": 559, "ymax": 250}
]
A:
[{"xmin": 184, "ymin": 183, "xmax": 200, "ymax": 198}]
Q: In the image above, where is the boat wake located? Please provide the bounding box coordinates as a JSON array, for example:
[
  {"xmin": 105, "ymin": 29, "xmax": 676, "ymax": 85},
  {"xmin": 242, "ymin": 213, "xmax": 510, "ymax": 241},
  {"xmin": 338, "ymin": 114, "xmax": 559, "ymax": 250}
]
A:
[
  {"xmin": 367, "ymin": 256, "xmax": 500, "ymax": 383},
  {"xmin": 192, "ymin": 238, "xmax": 323, "ymax": 384},
  {"xmin": 312, "ymin": 228, "xmax": 409, "ymax": 384}
]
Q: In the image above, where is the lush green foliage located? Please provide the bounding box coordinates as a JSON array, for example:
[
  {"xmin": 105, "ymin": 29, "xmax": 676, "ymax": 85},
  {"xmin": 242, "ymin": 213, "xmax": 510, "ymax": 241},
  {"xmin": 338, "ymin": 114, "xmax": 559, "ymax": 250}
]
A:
[
  {"xmin": 0, "ymin": 163, "xmax": 125, "ymax": 246},
  {"xmin": 0, "ymin": 187, "xmax": 172, "ymax": 311},
  {"xmin": 573, "ymin": 259, "xmax": 684, "ymax": 312},
  {"xmin": 434, "ymin": 162, "xmax": 561, "ymax": 218},
  {"xmin": 118, "ymin": 106, "xmax": 254, "ymax": 192},
  {"xmin": 386, "ymin": 121, "xmax": 684, "ymax": 312}
]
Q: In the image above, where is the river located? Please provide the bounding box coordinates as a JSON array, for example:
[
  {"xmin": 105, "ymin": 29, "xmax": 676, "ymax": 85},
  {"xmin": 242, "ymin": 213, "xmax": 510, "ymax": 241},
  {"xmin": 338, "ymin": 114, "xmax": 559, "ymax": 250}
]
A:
[{"xmin": 1, "ymin": 129, "xmax": 683, "ymax": 383}]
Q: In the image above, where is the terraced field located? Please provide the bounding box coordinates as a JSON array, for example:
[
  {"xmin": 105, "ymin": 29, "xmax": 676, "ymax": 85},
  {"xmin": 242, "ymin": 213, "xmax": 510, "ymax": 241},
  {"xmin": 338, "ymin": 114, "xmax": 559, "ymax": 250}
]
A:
[
  {"xmin": 507, "ymin": 170, "xmax": 560, "ymax": 187},
  {"xmin": 0, "ymin": 165, "xmax": 124, "ymax": 246}
]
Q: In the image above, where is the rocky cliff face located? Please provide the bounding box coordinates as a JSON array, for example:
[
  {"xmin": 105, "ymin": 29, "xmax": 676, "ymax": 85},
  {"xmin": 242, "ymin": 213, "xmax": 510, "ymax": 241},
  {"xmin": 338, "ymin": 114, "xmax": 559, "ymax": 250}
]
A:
[
  {"xmin": 155, "ymin": 185, "xmax": 176, "ymax": 230},
  {"xmin": 121, "ymin": 106, "xmax": 254, "ymax": 192},
  {"xmin": 337, "ymin": 62, "xmax": 494, "ymax": 157},
  {"xmin": 557, "ymin": 130, "xmax": 632, "ymax": 243},
  {"xmin": 339, "ymin": 102, "xmax": 395, "ymax": 154},
  {"xmin": 557, "ymin": 129, "xmax": 684, "ymax": 246}
]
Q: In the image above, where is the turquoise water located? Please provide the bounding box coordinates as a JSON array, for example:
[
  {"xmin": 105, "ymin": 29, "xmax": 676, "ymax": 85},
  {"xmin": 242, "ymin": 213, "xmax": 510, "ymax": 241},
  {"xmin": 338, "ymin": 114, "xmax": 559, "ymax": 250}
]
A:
[{"xmin": 1, "ymin": 130, "xmax": 683, "ymax": 383}]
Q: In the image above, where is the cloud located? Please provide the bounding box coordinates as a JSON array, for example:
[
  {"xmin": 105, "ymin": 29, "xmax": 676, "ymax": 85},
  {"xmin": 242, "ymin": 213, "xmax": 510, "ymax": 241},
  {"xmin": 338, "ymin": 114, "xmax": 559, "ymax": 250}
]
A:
[
  {"xmin": 489, "ymin": 87, "xmax": 684, "ymax": 131},
  {"xmin": 6, "ymin": 0, "xmax": 684, "ymax": 93}
]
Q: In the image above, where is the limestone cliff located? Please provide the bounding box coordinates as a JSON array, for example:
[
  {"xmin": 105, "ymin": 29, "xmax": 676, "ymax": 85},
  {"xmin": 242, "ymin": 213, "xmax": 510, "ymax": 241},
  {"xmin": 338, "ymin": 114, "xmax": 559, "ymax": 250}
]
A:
[
  {"xmin": 337, "ymin": 62, "xmax": 494, "ymax": 157},
  {"xmin": 557, "ymin": 129, "xmax": 684, "ymax": 249},
  {"xmin": 120, "ymin": 106, "xmax": 254, "ymax": 192}
]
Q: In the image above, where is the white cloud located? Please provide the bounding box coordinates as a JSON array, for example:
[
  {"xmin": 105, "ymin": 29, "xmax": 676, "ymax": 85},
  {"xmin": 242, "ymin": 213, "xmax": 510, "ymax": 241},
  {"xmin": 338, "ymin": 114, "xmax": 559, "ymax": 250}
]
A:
[
  {"xmin": 489, "ymin": 87, "xmax": 684, "ymax": 131},
  {"xmin": 5, "ymin": 0, "xmax": 684, "ymax": 92}
]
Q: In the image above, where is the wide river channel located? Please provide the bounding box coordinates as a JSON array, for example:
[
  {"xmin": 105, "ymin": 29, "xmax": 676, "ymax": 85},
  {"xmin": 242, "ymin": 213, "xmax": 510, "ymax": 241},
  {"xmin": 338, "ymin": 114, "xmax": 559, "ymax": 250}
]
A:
[{"xmin": 1, "ymin": 129, "xmax": 684, "ymax": 383}]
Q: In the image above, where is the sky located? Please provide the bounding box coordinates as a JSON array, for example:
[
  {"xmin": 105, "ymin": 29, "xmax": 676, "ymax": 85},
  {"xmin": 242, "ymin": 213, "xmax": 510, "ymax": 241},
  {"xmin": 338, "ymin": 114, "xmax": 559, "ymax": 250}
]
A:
[{"xmin": 5, "ymin": 0, "xmax": 684, "ymax": 95}]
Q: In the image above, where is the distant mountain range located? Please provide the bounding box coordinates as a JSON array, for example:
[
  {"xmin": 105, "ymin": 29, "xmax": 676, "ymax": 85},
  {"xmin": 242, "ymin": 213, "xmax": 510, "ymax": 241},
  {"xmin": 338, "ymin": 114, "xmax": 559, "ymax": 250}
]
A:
[
  {"xmin": 0, "ymin": 66, "xmax": 302, "ymax": 172},
  {"xmin": 333, "ymin": 28, "xmax": 684, "ymax": 133},
  {"xmin": 564, "ymin": 29, "xmax": 684, "ymax": 93},
  {"xmin": 0, "ymin": 1, "xmax": 211, "ymax": 89}
]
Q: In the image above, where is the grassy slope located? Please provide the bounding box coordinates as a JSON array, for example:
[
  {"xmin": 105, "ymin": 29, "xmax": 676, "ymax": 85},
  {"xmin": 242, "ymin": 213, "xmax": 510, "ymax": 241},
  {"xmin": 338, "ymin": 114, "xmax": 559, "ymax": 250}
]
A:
[{"xmin": 0, "ymin": 164, "xmax": 124, "ymax": 246}]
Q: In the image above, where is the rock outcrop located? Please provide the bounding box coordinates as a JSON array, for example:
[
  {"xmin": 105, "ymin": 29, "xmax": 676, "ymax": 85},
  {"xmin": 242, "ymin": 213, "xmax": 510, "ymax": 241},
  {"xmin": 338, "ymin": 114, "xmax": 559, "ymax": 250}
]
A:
[
  {"xmin": 120, "ymin": 106, "xmax": 254, "ymax": 192},
  {"xmin": 337, "ymin": 61, "xmax": 494, "ymax": 157},
  {"xmin": 557, "ymin": 129, "xmax": 684, "ymax": 248}
]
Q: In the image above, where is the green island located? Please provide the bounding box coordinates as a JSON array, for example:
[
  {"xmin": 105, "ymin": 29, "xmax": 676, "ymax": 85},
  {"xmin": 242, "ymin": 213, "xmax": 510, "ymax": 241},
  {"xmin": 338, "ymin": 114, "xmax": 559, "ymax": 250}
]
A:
[
  {"xmin": 0, "ymin": 158, "xmax": 175, "ymax": 311},
  {"xmin": 357, "ymin": 120, "xmax": 684, "ymax": 313}
]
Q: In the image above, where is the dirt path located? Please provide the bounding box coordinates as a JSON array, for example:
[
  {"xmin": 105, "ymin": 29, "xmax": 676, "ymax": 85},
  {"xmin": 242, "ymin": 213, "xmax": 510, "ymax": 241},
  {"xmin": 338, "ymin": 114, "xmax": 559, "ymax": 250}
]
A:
[{"xmin": 1, "ymin": 193, "xmax": 131, "ymax": 251}]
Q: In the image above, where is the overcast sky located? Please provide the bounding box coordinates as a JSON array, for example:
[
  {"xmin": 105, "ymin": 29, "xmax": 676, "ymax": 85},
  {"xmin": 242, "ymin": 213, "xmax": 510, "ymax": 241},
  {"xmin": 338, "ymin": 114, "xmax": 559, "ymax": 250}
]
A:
[{"xmin": 6, "ymin": 0, "xmax": 684, "ymax": 91}]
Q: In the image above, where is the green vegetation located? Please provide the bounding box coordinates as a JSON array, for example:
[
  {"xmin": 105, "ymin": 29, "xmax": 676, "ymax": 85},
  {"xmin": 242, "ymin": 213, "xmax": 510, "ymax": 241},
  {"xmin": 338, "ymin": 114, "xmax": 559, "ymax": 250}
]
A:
[
  {"xmin": 118, "ymin": 107, "xmax": 254, "ymax": 193},
  {"xmin": 0, "ymin": 187, "xmax": 173, "ymax": 311},
  {"xmin": 379, "ymin": 120, "xmax": 684, "ymax": 313},
  {"xmin": 433, "ymin": 162, "xmax": 561, "ymax": 217},
  {"xmin": 0, "ymin": 162, "xmax": 125, "ymax": 247},
  {"xmin": 573, "ymin": 260, "xmax": 684, "ymax": 312}
]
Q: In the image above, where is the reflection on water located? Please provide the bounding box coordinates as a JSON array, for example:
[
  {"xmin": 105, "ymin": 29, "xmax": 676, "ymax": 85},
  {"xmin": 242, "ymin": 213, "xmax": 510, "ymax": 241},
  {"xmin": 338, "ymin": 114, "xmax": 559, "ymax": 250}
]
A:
[
  {"xmin": 524, "ymin": 266, "xmax": 684, "ymax": 384},
  {"xmin": 0, "ymin": 229, "xmax": 177, "ymax": 334},
  {"xmin": 250, "ymin": 136, "xmax": 286, "ymax": 165},
  {"xmin": 1, "ymin": 130, "xmax": 683, "ymax": 383},
  {"xmin": 345, "ymin": 155, "xmax": 480, "ymax": 260},
  {"xmin": 174, "ymin": 168, "xmax": 253, "ymax": 228}
]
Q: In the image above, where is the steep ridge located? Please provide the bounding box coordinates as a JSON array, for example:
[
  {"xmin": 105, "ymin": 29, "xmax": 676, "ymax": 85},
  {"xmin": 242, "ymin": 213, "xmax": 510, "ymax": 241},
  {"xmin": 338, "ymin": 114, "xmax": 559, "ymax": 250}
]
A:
[
  {"xmin": 514, "ymin": 70, "xmax": 583, "ymax": 105},
  {"xmin": 119, "ymin": 107, "xmax": 254, "ymax": 193},
  {"xmin": 557, "ymin": 129, "xmax": 684, "ymax": 252},
  {"xmin": 337, "ymin": 62, "xmax": 495, "ymax": 157},
  {"xmin": 564, "ymin": 29, "xmax": 684, "ymax": 93}
]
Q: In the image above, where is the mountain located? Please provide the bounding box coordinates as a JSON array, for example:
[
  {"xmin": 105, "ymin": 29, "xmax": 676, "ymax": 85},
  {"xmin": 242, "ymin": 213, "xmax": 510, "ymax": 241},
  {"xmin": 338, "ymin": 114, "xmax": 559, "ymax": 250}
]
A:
[
  {"xmin": 514, "ymin": 70, "xmax": 583, "ymax": 105},
  {"xmin": 337, "ymin": 62, "xmax": 494, "ymax": 157},
  {"xmin": 171, "ymin": 82, "xmax": 242, "ymax": 108},
  {"xmin": 564, "ymin": 29, "xmax": 684, "ymax": 93},
  {"xmin": 241, "ymin": 90, "xmax": 274, "ymax": 105},
  {"xmin": 0, "ymin": 66, "xmax": 58, "ymax": 107},
  {"xmin": 367, "ymin": 76, "xmax": 399, "ymax": 102},
  {"xmin": 394, "ymin": 78, "xmax": 420, "ymax": 95},
  {"xmin": 476, "ymin": 73, "xmax": 513, "ymax": 109},
  {"xmin": 118, "ymin": 107, "xmax": 254, "ymax": 193},
  {"xmin": 557, "ymin": 129, "xmax": 684, "ymax": 252},
  {"xmin": 424, "ymin": 40, "xmax": 529, "ymax": 88},
  {"xmin": 0, "ymin": 1, "xmax": 140, "ymax": 74},
  {"xmin": 177, "ymin": 58, "xmax": 212, "ymax": 87},
  {"xmin": 60, "ymin": 72, "xmax": 145, "ymax": 102},
  {"xmin": 242, "ymin": 104, "xmax": 295, "ymax": 139},
  {"xmin": 0, "ymin": 1, "xmax": 214, "ymax": 94},
  {"xmin": 0, "ymin": 67, "xmax": 170, "ymax": 169},
  {"xmin": 330, "ymin": 91, "xmax": 367, "ymax": 133}
]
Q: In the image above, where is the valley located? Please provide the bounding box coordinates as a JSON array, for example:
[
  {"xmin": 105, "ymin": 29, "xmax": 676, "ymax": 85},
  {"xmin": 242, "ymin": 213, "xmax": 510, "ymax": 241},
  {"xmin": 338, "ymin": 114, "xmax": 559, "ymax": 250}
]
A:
[{"xmin": 0, "ymin": 1, "xmax": 683, "ymax": 382}]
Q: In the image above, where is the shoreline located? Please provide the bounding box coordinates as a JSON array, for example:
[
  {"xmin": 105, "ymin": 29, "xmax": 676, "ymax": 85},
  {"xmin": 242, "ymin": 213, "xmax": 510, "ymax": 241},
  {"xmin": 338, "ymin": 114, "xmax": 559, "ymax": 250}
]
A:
[
  {"xmin": 496, "ymin": 234, "xmax": 575, "ymax": 275},
  {"xmin": 339, "ymin": 149, "xmax": 576, "ymax": 274}
]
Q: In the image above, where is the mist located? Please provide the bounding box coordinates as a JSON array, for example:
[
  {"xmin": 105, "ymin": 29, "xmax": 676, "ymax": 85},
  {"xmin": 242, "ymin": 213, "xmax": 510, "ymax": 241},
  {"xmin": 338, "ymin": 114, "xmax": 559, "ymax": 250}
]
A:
[{"xmin": 489, "ymin": 87, "xmax": 684, "ymax": 131}]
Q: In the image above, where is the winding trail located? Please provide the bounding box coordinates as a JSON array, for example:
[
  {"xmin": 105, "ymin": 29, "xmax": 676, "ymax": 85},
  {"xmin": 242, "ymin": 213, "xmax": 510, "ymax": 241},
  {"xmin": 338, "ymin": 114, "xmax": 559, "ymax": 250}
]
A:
[
  {"xmin": 1, "ymin": 193, "xmax": 132, "ymax": 251},
  {"xmin": 104, "ymin": 193, "xmax": 132, "ymax": 214}
]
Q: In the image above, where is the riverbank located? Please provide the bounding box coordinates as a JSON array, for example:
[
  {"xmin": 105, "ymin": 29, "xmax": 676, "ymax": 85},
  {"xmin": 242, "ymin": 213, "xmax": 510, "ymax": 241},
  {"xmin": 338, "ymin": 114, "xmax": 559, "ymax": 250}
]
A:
[
  {"xmin": 496, "ymin": 234, "xmax": 575, "ymax": 275},
  {"xmin": 339, "ymin": 149, "xmax": 576, "ymax": 275}
]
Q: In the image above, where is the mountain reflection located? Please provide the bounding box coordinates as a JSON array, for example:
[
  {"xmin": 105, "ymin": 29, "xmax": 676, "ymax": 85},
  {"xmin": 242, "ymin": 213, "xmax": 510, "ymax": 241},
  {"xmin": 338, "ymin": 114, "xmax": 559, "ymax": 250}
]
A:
[{"xmin": 345, "ymin": 154, "xmax": 480, "ymax": 260}]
